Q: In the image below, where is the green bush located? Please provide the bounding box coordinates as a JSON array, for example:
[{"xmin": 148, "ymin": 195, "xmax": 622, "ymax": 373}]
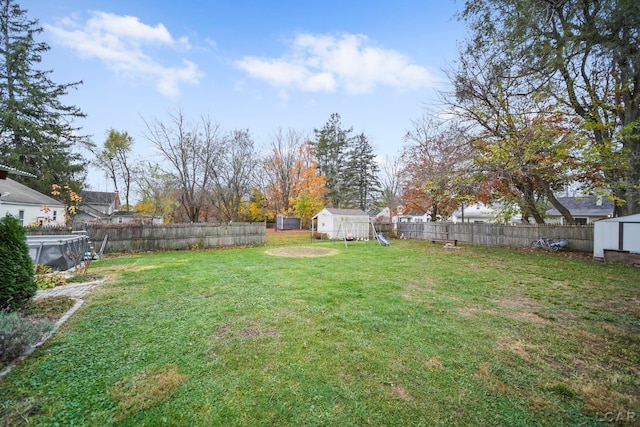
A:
[
  {"xmin": 34, "ymin": 265, "xmax": 67, "ymax": 290},
  {"xmin": 0, "ymin": 310, "xmax": 53, "ymax": 368},
  {"xmin": 0, "ymin": 215, "xmax": 36, "ymax": 310}
]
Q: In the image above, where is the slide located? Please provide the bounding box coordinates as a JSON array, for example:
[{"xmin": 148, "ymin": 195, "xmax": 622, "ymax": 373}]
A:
[{"xmin": 377, "ymin": 234, "xmax": 390, "ymax": 246}]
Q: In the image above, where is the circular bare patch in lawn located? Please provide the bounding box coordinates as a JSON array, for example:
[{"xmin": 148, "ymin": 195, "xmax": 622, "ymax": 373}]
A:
[{"xmin": 265, "ymin": 246, "xmax": 339, "ymax": 258}]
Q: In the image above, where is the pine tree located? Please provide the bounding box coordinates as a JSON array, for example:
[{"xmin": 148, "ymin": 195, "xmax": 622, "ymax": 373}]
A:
[
  {"xmin": 0, "ymin": 0, "xmax": 89, "ymax": 194},
  {"xmin": 311, "ymin": 113, "xmax": 353, "ymax": 208},
  {"xmin": 346, "ymin": 132, "xmax": 380, "ymax": 211}
]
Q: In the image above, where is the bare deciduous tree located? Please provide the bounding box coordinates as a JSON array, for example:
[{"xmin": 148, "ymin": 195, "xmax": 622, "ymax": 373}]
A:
[
  {"xmin": 262, "ymin": 127, "xmax": 309, "ymax": 215},
  {"xmin": 208, "ymin": 129, "xmax": 259, "ymax": 222},
  {"xmin": 142, "ymin": 110, "xmax": 222, "ymax": 222}
]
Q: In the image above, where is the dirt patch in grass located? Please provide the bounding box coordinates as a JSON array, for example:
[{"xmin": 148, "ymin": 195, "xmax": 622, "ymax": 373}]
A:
[
  {"xmin": 265, "ymin": 246, "xmax": 339, "ymax": 258},
  {"xmin": 498, "ymin": 296, "xmax": 552, "ymax": 324},
  {"xmin": 497, "ymin": 338, "xmax": 533, "ymax": 361},
  {"xmin": 0, "ymin": 397, "xmax": 42, "ymax": 426},
  {"xmin": 457, "ymin": 306, "xmax": 498, "ymax": 318},
  {"xmin": 400, "ymin": 278, "xmax": 437, "ymax": 301},
  {"xmin": 391, "ymin": 383, "xmax": 412, "ymax": 400},
  {"xmin": 425, "ymin": 357, "xmax": 444, "ymax": 370},
  {"xmin": 19, "ymin": 296, "xmax": 75, "ymax": 322},
  {"xmin": 108, "ymin": 365, "xmax": 187, "ymax": 421},
  {"xmin": 211, "ymin": 324, "xmax": 279, "ymax": 342}
]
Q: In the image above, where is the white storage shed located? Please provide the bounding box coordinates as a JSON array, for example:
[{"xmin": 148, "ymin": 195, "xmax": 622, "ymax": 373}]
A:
[
  {"xmin": 593, "ymin": 214, "xmax": 640, "ymax": 262},
  {"xmin": 312, "ymin": 208, "xmax": 370, "ymax": 239}
]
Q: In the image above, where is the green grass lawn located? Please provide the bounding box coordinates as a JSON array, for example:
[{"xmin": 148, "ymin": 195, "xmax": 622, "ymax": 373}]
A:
[{"xmin": 1, "ymin": 238, "xmax": 638, "ymax": 426}]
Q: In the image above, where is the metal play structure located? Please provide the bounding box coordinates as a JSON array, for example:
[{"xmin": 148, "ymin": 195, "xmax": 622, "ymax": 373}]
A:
[{"xmin": 336, "ymin": 220, "xmax": 390, "ymax": 248}]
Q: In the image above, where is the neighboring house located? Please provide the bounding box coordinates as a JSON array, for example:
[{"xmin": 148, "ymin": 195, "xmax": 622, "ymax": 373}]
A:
[
  {"xmin": 451, "ymin": 203, "xmax": 494, "ymax": 223},
  {"xmin": 73, "ymin": 190, "xmax": 121, "ymax": 227},
  {"xmin": 114, "ymin": 211, "xmax": 162, "ymax": 225},
  {"xmin": 74, "ymin": 191, "xmax": 162, "ymax": 227},
  {"xmin": 312, "ymin": 208, "xmax": 370, "ymax": 239},
  {"xmin": 546, "ymin": 195, "xmax": 614, "ymax": 225},
  {"xmin": 396, "ymin": 209, "xmax": 431, "ymax": 223},
  {"xmin": 0, "ymin": 178, "xmax": 66, "ymax": 226},
  {"xmin": 451, "ymin": 203, "xmax": 522, "ymax": 224},
  {"xmin": 369, "ymin": 207, "xmax": 392, "ymax": 223}
]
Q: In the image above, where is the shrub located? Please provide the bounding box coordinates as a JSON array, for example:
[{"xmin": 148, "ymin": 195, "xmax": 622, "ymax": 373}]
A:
[
  {"xmin": 0, "ymin": 311, "xmax": 53, "ymax": 368},
  {"xmin": 0, "ymin": 215, "xmax": 37, "ymax": 310},
  {"xmin": 34, "ymin": 265, "xmax": 67, "ymax": 290}
]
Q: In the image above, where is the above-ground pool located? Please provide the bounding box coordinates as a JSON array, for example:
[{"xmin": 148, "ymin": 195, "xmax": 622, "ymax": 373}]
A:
[{"xmin": 26, "ymin": 234, "xmax": 89, "ymax": 271}]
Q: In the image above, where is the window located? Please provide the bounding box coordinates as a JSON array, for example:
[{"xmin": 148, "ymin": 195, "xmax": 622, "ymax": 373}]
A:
[
  {"xmin": 575, "ymin": 218, "xmax": 588, "ymax": 225},
  {"xmin": 53, "ymin": 210, "xmax": 57, "ymax": 220},
  {"xmin": 18, "ymin": 210, "xmax": 24, "ymax": 226},
  {"xmin": 118, "ymin": 217, "xmax": 123, "ymax": 224}
]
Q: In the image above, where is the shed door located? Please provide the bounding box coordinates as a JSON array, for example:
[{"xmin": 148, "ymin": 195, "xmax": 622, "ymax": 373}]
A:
[{"xmin": 622, "ymin": 223, "xmax": 640, "ymax": 253}]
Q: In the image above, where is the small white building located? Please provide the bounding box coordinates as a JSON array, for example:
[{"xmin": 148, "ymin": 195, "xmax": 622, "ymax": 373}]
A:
[
  {"xmin": 593, "ymin": 214, "xmax": 640, "ymax": 263},
  {"xmin": 313, "ymin": 208, "xmax": 370, "ymax": 239},
  {"xmin": 0, "ymin": 178, "xmax": 67, "ymax": 227}
]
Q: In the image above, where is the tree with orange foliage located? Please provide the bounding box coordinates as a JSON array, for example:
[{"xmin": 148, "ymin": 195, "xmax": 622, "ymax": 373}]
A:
[
  {"xmin": 400, "ymin": 116, "xmax": 474, "ymax": 220},
  {"xmin": 290, "ymin": 142, "xmax": 327, "ymax": 228},
  {"xmin": 459, "ymin": 0, "xmax": 640, "ymax": 217},
  {"xmin": 51, "ymin": 183, "xmax": 82, "ymax": 226},
  {"xmin": 262, "ymin": 129, "xmax": 327, "ymax": 226},
  {"xmin": 448, "ymin": 46, "xmax": 594, "ymax": 224},
  {"xmin": 471, "ymin": 106, "xmax": 589, "ymax": 224}
]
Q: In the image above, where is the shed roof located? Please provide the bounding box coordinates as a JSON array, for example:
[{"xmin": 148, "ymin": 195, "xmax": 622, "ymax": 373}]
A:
[
  {"xmin": 596, "ymin": 213, "xmax": 640, "ymax": 223},
  {"xmin": 324, "ymin": 208, "xmax": 368, "ymax": 216}
]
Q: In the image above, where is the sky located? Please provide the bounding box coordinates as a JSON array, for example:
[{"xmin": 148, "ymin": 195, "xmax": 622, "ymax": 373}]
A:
[{"xmin": 25, "ymin": 0, "xmax": 469, "ymax": 192}]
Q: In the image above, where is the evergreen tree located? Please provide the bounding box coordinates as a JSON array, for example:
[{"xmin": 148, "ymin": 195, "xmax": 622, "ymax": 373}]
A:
[
  {"xmin": 346, "ymin": 132, "xmax": 380, "ymax": 211},
  {"xmin": 311, "ymin": 113, "xmax": 353, "ymax": 208},
  {"xmin": 0, "ymin": 0, "xmax": 89, "ymax": 194},
  {"xmin": 0, "ymin": 215, "xmax": 35, "ymax": 310}
]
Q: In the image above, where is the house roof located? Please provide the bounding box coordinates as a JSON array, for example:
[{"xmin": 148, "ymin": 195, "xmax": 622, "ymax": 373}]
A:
[
  {"xmin": 399, "ymin": 210, "xmax": 427, "ymax": 217},
  {"xmin": 324, "ymin": 208, "xmax": 368, "ymax": 216},
  {"xmin": 0, "ymin": 163, "xmax": 37, "ymax": 179},
  {"xmin": 0, "ymin": 178, "xmax": 64, "ymax": 206},
  {"xmin": 546, "ymin": 196, "xmax": 614, "ymax": 217},
  {"xmin": 80, "ymin": 190, "xmax": 118, "ymax": 205}
]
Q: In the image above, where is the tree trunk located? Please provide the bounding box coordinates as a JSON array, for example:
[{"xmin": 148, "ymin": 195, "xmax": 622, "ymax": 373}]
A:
[
  {"xmin": 518, "ymin": 182, "xmax": 545, "ymax": 224},
  {"xmin": 542, "ymin": 181, "xmax": 576, "ymax": 224}
]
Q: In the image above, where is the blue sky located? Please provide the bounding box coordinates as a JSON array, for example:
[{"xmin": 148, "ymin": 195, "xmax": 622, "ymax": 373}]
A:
[{"xmin": 26, "ymin": 1, "xmax": 468, "ymax": 191}]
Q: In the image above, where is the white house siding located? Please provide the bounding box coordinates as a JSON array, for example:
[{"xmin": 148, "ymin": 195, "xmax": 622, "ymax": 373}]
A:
[
  {"xmin": 1, "ymin": 202, "xmax": 64, "ymax": 227},
  {"xmin": 0, "ymin": 179, "xmax": 66, "ymax": 227}
]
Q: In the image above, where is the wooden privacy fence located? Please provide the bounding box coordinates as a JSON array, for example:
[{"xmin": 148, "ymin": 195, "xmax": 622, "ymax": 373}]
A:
[
  {"xmin": 86, "ymin": 223, "xmax": 266, "ymax": 253},
  {"xmin": 397, "ymin": 222, "xmax": 594, "ymax": 253}
]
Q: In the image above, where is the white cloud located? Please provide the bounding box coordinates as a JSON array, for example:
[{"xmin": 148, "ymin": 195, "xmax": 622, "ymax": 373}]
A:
[
  {"xmin": 45, "ymin": 11, "xmax": 202, "ymax": 96},
  {"xmin": 235, "ymin": 32, "xmax": 435, "ymax": 94}
]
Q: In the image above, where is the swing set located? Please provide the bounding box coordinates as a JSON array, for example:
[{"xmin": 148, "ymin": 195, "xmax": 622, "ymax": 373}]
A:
[{"xmin": 335, "ymin": 220, "xmax": 390, "ymax": 248}]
